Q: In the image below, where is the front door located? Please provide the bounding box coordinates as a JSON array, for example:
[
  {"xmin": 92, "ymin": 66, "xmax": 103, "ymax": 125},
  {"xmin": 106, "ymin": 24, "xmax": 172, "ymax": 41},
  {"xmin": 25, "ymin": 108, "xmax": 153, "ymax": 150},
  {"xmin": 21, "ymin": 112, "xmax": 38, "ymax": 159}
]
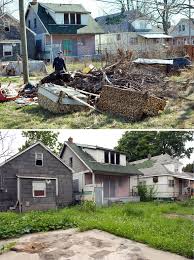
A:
[
  {"xmin": 103, "ymin": 176, "xmax": 116, "ymax": 199},
  {"xmin": 94, "ymin": 187, "xmax": 103, "ymax": 206},
  {"xmin": 63, "ymin": 40, "xmax": 77, "ymax": 56}
]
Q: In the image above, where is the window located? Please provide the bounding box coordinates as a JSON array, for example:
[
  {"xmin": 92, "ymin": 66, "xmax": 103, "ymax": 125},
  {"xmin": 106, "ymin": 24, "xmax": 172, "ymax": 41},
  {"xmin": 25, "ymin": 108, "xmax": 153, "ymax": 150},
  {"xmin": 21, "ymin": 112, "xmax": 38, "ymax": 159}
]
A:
[
  {"xmin": 69, "ymin": 157, "xmax": 73, "ymax": 168},
  {"xmin": 168, "ymin": 179, "xmax": 174, "ymax": 187},
  {"xmin": 139, "ymin": 181, "xmax": 146, "ymax": 185},
  {"xmin": 104, "ymin": 151, "xmax": 109, "ymax": 163},
  {"xmin": 34, "ymin": 18, "xmax": 37, "ymax": 28},
  {"xmin": 32, "ymin": 181, "xmax": 46, "ymax": 197},
  {"xmin": 116, "ymin": 153, "xmax": 120, "ymax": 165},
  {"xmin": 182, "ymin": 24, "xmax": 185, "ymax": 31},
  {"xmin": 116, "ymin": 34, "xmax": 121, "ymax": 41},
  {"xmin": 3, "ymin": 45, "xmax": 12, "ymax": 57},
  {"xmin": 77, "ymin": 13, "xmax": 81, "ymax": 24},
  {"xmin": 110, "ymin": 152, "xmax": 115, "ymax": 164},
  {"xmin": 64, "ymin": 13, "xmax": 69, "ymax": 24},
  {"xmin": 153, "ymin": 176, "xmax": 158, "ymax": 183},
  {"xmin": 28, "ymin": 20, "xmax": 31, "ymax": 28},
  {"xmin": 35, "ymin": 153, "xmax": 43, "ymax": 166},
  {"xmin": 70, "ymin": 13, "xmax": 75, "ymax": 24},
  {"xmin": 179, "ymin": 24, "xmax": 181, "ymax": 32},
  {"xmin": 4, "ymin": 21, "xmax": 10, "ymax": 32}
]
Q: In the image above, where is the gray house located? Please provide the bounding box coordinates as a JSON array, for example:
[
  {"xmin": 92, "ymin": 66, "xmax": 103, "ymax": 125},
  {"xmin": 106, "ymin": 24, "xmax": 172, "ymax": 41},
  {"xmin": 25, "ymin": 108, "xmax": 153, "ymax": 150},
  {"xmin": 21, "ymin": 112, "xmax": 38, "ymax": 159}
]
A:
[
  {"xmin": 0, "ymin": 12, "xmax": 36, "ymax": 61},
  {"xmin": 60, "ymin": 138, "xmax": 141, "ymax": 205},
  {"xmin": 0, "ymin": 142, "xmax": 73, "ymax": 212}
]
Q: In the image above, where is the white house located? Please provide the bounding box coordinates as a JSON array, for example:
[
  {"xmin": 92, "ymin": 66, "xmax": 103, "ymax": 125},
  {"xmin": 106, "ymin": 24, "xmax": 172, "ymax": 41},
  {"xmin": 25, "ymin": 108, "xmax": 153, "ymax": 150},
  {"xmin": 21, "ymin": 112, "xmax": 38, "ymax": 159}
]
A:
[
  {"xmin": 95, "ymin": 11, "xmax": 172, "ymax": 54},
  {"xmin": 130, "ymin": 154, "xmax": 194, "ymax": 199},
  {"xmin": 60, "ymin": 138, "xmax": 142, "ymax": 205}
]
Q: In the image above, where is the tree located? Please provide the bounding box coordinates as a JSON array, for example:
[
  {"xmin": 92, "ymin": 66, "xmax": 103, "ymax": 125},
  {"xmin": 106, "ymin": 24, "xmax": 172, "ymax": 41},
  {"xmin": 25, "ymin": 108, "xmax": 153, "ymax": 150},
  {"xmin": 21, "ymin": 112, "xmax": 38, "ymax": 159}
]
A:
[
  {"xmin": 0, "ymin": 0, "xmax": 13, "ymax": 14},
  {"xmin": 182, "ymin": 163, "xmax": 194, "ymax": 172},
  {"xmin": 20, "ymin": 131, "xmax": 62, "ymax": 154},
  {"xmin": 0, "ymin": 131, "xmax": 15, "ymax": 161},
  {"xmin": 116, "ymin": 131, "xmax": 194, "ymax": 161}
]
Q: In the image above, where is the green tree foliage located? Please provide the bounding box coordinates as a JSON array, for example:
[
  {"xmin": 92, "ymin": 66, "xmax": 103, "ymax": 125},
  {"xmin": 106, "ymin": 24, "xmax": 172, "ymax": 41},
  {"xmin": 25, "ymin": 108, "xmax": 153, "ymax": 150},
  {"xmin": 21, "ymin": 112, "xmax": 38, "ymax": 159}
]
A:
[
  {"xmin": 116, "ymin": 131, "xmax": 194, "ymax": 162},
  {"xmin": 19, "ymin": 131, "xmax": 62, "ymax": 154},
  {"xmin": 182, "ymin": 163, "xmax": 194, "ymax": 173}
]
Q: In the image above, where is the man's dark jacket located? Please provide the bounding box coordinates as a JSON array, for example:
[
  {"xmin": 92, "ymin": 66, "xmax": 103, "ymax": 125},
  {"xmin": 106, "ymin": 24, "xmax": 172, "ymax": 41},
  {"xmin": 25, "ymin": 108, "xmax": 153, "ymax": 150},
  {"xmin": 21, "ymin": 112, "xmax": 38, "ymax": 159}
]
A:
[{"xmin": 53, "ymin": 57, "xmax": 67, "ymax": 71}]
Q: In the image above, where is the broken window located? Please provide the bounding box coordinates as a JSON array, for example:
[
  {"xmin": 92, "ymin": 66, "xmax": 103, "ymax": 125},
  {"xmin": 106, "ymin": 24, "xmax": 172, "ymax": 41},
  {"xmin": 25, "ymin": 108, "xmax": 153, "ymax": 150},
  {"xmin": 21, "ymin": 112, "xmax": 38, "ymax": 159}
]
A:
[
  {"xmin": 153, "ymin": 176, "xmax": 158, "ymax": 183},
  {"xmin": 110, "ymin": 152, "xmax": 115, "ymax": 164},
  {"xmin": 3, "ymin": 45, "xmax": 12, "ymax": 57},
  {"xmin": 116, "ymin": 153, "xmax": 120, "ymax": 165},
  {"xmin": 64, "ymin": 13, "xmax": 69, "ymax": 24},
  {"xmin": 32, "ymin": 181, "xmax": 46, "ymax": 197},
  {"xmin": 69, "ymin": 157, "xmax": 73, "ymax": 168},
  {"xmin": 35, "ymin": 153, "xmax": 43, "ymax": 166},
  {"xmin": 104, "ymin": 151, "xmax": 109, "ymax": 163},
  {"xmin": 70, "ymin": 13, "xmax": 76, "ymax": 24},
  {"xmin": 77, "ymin": 13, "xmax": 81, "ymax": 24}
]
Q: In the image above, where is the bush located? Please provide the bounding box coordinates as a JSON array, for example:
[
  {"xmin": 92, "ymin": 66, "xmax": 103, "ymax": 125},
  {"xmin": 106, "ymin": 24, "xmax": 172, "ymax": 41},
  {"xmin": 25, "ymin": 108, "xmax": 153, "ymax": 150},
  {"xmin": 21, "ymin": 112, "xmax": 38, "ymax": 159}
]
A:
[
  {"xmin": 79, "ymin": 201, "xmax": 97, "ymax": 212},
  {"xmin": 137, "ymin": 184, "xmax": 157, "ymax": 202}
]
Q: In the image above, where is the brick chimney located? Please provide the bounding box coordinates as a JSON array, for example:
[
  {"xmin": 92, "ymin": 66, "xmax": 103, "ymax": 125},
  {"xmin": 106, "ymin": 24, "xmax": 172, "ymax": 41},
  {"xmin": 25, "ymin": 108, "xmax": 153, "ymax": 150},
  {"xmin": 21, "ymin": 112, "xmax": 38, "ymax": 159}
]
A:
[{"xmin": 68, "ymin": 137, "xmax": 73, "ymax": 143}]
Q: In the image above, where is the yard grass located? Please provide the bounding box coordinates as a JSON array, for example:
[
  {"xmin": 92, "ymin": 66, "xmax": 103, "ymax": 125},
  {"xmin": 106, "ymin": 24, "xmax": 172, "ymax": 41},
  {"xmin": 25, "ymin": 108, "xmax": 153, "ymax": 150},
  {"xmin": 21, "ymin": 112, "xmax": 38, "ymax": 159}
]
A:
[
  {"xmin": 0, "ymin": 98, "xmax": 193, "ymax": 129},
  {"xmin": 0, "ymin": 201, "xmax": 193, "ymax": 258}
]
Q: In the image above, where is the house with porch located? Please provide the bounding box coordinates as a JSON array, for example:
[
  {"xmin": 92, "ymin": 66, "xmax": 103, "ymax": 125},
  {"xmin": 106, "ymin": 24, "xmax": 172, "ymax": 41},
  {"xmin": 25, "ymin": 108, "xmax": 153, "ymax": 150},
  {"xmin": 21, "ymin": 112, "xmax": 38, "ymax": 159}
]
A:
[
  {"xmin": 95, "ymin": 11, "xmax": 172, "ymax": 55},
  {"xmin": 25, "ymin": 1, "xmax": 104, "ymax": 60},
  {"xmin": 0, "ymin": 12, "xmax": 36, "ymax": 61},
  {"xmin": 0, "ymin": 142, "xmax": 73, "ymax": 212},
  {"xmin": 130, "ymin": 154, "xmax": 194, "ymax": 200},
  {"xmin": 60, "ymin": 138, "xmax": 142, "ymax": 206}
]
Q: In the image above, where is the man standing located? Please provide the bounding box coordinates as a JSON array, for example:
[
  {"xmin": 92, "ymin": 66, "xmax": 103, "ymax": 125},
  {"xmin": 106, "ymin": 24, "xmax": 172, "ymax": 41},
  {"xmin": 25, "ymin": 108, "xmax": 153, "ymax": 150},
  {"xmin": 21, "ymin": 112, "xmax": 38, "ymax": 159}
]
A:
[{"xmin": 53, "ymin": 51, "xmax": 67, "ymax": 72}]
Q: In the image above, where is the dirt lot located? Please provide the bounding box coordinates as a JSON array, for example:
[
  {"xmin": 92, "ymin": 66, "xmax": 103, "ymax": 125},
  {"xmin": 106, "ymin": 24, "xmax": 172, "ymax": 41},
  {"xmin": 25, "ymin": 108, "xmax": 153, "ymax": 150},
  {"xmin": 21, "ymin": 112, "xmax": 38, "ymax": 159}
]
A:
[{"xmin": 0, "ymin": 229, "xmax": 188, "ymax": 260}]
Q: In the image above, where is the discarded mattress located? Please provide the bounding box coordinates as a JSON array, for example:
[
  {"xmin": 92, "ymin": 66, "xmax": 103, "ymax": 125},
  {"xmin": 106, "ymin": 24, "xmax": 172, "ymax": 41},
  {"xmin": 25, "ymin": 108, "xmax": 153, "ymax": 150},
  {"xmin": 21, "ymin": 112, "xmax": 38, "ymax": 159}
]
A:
[
  {"xmin": 133, "ymin": 58, "xmax": 174, "ymax": 65},
  {"xmin": 38, "ymin": 83, "xmax": 89, "ymax": 114},
  {"xmin": 1, "ymin": 60, "xmax": 47, "ymax": 76}
]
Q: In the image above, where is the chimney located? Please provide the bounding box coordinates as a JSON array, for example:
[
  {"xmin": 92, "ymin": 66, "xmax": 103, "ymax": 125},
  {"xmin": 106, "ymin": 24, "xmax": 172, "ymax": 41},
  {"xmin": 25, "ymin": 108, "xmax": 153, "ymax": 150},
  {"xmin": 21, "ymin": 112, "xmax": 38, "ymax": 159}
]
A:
[
  {"xmin": 68, "ymin": 137, "xmax": 73, "ymax": 143},
  {"xmin": 31, "ymin": 0, "xmax": 38, "ymax": 5}
]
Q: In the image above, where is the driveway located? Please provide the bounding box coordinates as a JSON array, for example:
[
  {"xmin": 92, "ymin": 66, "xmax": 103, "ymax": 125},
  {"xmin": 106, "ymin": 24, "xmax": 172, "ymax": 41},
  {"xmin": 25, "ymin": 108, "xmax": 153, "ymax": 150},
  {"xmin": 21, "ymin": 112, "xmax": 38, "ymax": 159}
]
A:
[{"xmin": 0, "ymin": 229, "xmax": 188, "ymax": 260}]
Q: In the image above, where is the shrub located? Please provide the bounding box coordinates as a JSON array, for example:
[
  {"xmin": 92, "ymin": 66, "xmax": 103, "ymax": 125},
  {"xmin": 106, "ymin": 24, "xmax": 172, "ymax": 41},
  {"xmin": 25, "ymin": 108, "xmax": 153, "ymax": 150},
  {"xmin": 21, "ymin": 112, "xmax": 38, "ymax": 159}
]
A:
[
  {"xmin": 79, "ymin": 201, "xmax": 97, "ymax": 212},
  {"xmin": 137, "ymin": 184, "xmax": 157, "ymax": 202}
]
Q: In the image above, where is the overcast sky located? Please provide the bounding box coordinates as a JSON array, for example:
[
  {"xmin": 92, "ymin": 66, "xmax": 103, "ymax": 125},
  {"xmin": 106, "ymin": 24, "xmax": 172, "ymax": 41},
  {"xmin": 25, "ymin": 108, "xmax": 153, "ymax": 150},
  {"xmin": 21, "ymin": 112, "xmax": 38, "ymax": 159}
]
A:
[
  {"xmin": 1, "ymin": 130, "xmax": 194, "ymax": 167},
  {"xmin": 5, "ymin": 0, "xmax": 192, "ymax": 23}
]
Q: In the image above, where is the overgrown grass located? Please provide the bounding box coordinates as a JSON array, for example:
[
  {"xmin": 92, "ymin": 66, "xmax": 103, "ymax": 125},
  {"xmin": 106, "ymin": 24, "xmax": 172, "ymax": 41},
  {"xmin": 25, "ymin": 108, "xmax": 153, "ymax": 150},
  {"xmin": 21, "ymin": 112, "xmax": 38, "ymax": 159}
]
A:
[
  {"xmin": 0, "ymin": 201, "xmax": 193, "ymax": 258},
  {"xmin": 0, "ymin": 98, "xmax": 193, "ymax": 129}
]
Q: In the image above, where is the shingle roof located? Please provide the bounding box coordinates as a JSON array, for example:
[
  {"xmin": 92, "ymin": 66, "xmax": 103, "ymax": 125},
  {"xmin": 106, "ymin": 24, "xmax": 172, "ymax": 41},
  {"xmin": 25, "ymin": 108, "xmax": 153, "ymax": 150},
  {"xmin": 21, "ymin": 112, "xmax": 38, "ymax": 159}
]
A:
[
  {"xmin": 63, "ymin": 142, "xmax": 141, "ymax": 176},
  {"xmin": 35, "ymin": 3, "xmax": 104, "ymax": 35},
  {"xmin": 40, "ymin": 3, "xmax": 90, "ymax": 14}
]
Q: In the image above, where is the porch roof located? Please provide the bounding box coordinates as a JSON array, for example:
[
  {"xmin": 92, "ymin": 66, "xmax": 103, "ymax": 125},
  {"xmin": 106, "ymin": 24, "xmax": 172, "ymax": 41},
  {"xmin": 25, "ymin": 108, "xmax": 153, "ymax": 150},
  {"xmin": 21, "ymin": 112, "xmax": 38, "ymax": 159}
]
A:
[
  {"xmin": 63, "ymin": 142, "xmax": 141, "ymax": 176},
  {"xmin": 138, "ymin": 33, "xmax": 173, "ymax": 39}
]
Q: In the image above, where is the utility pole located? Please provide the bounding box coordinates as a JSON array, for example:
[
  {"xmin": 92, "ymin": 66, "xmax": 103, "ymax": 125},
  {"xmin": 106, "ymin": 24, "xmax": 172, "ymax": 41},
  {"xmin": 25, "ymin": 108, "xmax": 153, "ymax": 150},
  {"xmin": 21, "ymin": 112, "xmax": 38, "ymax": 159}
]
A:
[
  {"xmin": 19, "ymin": 0, "xmax": 29, "ymax": 84},
  {"xmin": 189, "ymin": 0, "xmax": 192, "ymax": 45}
]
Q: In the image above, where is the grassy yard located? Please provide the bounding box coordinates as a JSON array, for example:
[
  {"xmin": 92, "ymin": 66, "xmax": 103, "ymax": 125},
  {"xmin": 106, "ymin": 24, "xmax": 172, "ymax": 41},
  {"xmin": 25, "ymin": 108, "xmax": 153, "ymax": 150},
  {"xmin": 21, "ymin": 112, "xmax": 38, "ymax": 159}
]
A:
[
  {"xmin": 0, "ymin": 99, "xmax": 193, "ymax": 129},
  {"xmin": 0, "ymin": 201, "xmax": 193, "ymax": 258}
]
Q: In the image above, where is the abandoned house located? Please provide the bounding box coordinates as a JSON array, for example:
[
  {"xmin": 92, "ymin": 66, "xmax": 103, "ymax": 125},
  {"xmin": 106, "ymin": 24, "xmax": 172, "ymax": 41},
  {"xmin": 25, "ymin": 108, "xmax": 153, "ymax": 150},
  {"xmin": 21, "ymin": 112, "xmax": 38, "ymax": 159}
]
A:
[
  {"xmin": 95, "ymin": 11, "xmax": 172, "ymax": 54},
  {"xmin": 25, "ymin": 1, "xmax": 104, "ymax": 60},
  {"xmin": 0, "ymin": 12, "xmax": 36, "ymax": 61},
  {"xmin": 0, "ymin": 142, "xmax": 73, "ymax": 212},
  {"xmin": 130, "ymin": 154, "xmax": 194, "ymax": 200},
  {"xmin": 60, "ymin": 138, "xmax": 142, "ymax": 206}
]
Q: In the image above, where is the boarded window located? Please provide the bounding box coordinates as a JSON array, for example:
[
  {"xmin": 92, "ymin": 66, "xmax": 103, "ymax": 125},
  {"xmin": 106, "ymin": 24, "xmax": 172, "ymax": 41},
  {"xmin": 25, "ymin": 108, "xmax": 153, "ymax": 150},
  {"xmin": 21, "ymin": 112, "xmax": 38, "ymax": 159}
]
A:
[
  {"xmin": 32, "ymin": 181, "xmax": 46, "ymax": 197},
  {"xmin": 168, "ymin": 179, "xmax": 174, "ymax": 187},
  {"xmin": 35, "ymin": 153, "xmax": 43, "ymax": 166},
  {"xmin": 70, "ymin": 13, "xmax": 75, "ymax": 24},
  {"xmin": 110, "ymin": 152, "xmax": 115, "ymax": 164},
  {"xmin": 116, "ymin": 153, "xmax": 120, "ymax": 165},
  {"xmin": 104, "ymin": 151, "xmax": 109, "ymax": 163},
  {"xmin": 3, "ymin": 45, "xmax": 12, "ymax": 57},
  {"xmin": 153, "ymin": 176, "xmax": 158, "ymax": 183},
  {"xmin": 64, "ymin": 13, "xmax": 69, "ymax": 24},
  {"xmin": 77, "ymin": 13, "xmax": 81, "ymax": 24}
]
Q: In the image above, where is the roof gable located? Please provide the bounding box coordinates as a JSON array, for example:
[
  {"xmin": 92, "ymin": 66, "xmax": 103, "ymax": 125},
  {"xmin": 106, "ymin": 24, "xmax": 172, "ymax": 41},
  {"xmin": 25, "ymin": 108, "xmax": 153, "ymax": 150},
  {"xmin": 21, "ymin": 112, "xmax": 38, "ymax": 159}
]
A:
[{"xmin": 40, "ymin": 3, "xmax": 90, "ymax": 14}]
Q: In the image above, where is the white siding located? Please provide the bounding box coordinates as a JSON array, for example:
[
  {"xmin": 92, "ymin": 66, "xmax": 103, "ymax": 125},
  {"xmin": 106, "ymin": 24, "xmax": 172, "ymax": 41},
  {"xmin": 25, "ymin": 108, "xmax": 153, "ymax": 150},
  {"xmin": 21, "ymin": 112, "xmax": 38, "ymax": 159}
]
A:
[
  {"xmin": 81, "ymin": 14, "xmax": 89, "ymax": 25},
  {"xmin": 54, "ymin": 13, "xmax": 64, "ymax": 24}
]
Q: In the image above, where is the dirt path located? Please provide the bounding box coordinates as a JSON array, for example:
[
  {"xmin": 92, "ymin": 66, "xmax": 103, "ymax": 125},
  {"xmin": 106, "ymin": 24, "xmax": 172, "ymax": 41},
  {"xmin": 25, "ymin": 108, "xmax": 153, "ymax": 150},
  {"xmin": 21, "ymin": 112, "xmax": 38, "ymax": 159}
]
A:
[{"xmin": 0, "ymin": 229, "xmax": 188, "ymax": 260}]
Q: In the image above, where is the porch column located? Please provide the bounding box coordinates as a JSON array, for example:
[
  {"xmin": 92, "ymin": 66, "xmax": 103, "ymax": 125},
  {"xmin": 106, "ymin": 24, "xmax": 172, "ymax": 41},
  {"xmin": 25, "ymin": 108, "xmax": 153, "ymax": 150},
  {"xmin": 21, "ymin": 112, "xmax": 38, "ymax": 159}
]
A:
[{"xmin": 92, "ymin": 172, "xmax": 95, "ymax": 201}]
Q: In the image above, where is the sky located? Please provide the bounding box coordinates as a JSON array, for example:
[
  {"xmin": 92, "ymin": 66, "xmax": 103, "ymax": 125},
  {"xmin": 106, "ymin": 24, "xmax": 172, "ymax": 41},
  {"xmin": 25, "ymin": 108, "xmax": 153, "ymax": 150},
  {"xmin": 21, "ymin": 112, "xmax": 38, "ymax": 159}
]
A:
[
  {"xmin": 0, "ymin": 130, "xmax": 194, "ymax": 167},
  {"xmin": 5, "ymin": 0, "xmax": 192, "ymax": 23}
]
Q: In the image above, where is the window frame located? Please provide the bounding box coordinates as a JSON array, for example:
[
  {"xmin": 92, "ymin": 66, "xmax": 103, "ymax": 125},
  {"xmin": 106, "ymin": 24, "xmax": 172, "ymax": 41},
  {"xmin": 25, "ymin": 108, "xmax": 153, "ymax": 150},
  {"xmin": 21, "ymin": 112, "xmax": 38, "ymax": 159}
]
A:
[
  {"xmin": 32, "ymin": 180, "xmax": 46, "ymax": 198},
  {"xmin": 3, "ymin": 45, "xmax": 13, "ymax": 57},
  {"xmin": 168, "ymin": 179, "xmax": 175, "ymax": 187},
  {"xmin": 35, "ymin": 152, "xmax": 43, "ymax": 167}
]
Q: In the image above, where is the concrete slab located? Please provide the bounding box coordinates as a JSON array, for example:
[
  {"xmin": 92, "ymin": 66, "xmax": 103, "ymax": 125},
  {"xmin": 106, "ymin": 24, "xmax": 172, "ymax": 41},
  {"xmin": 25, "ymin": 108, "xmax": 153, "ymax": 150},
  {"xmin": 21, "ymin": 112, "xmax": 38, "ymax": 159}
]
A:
[{"xmin": 0, "ymin": 229, "xmax": 188, "ymax": 260}]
